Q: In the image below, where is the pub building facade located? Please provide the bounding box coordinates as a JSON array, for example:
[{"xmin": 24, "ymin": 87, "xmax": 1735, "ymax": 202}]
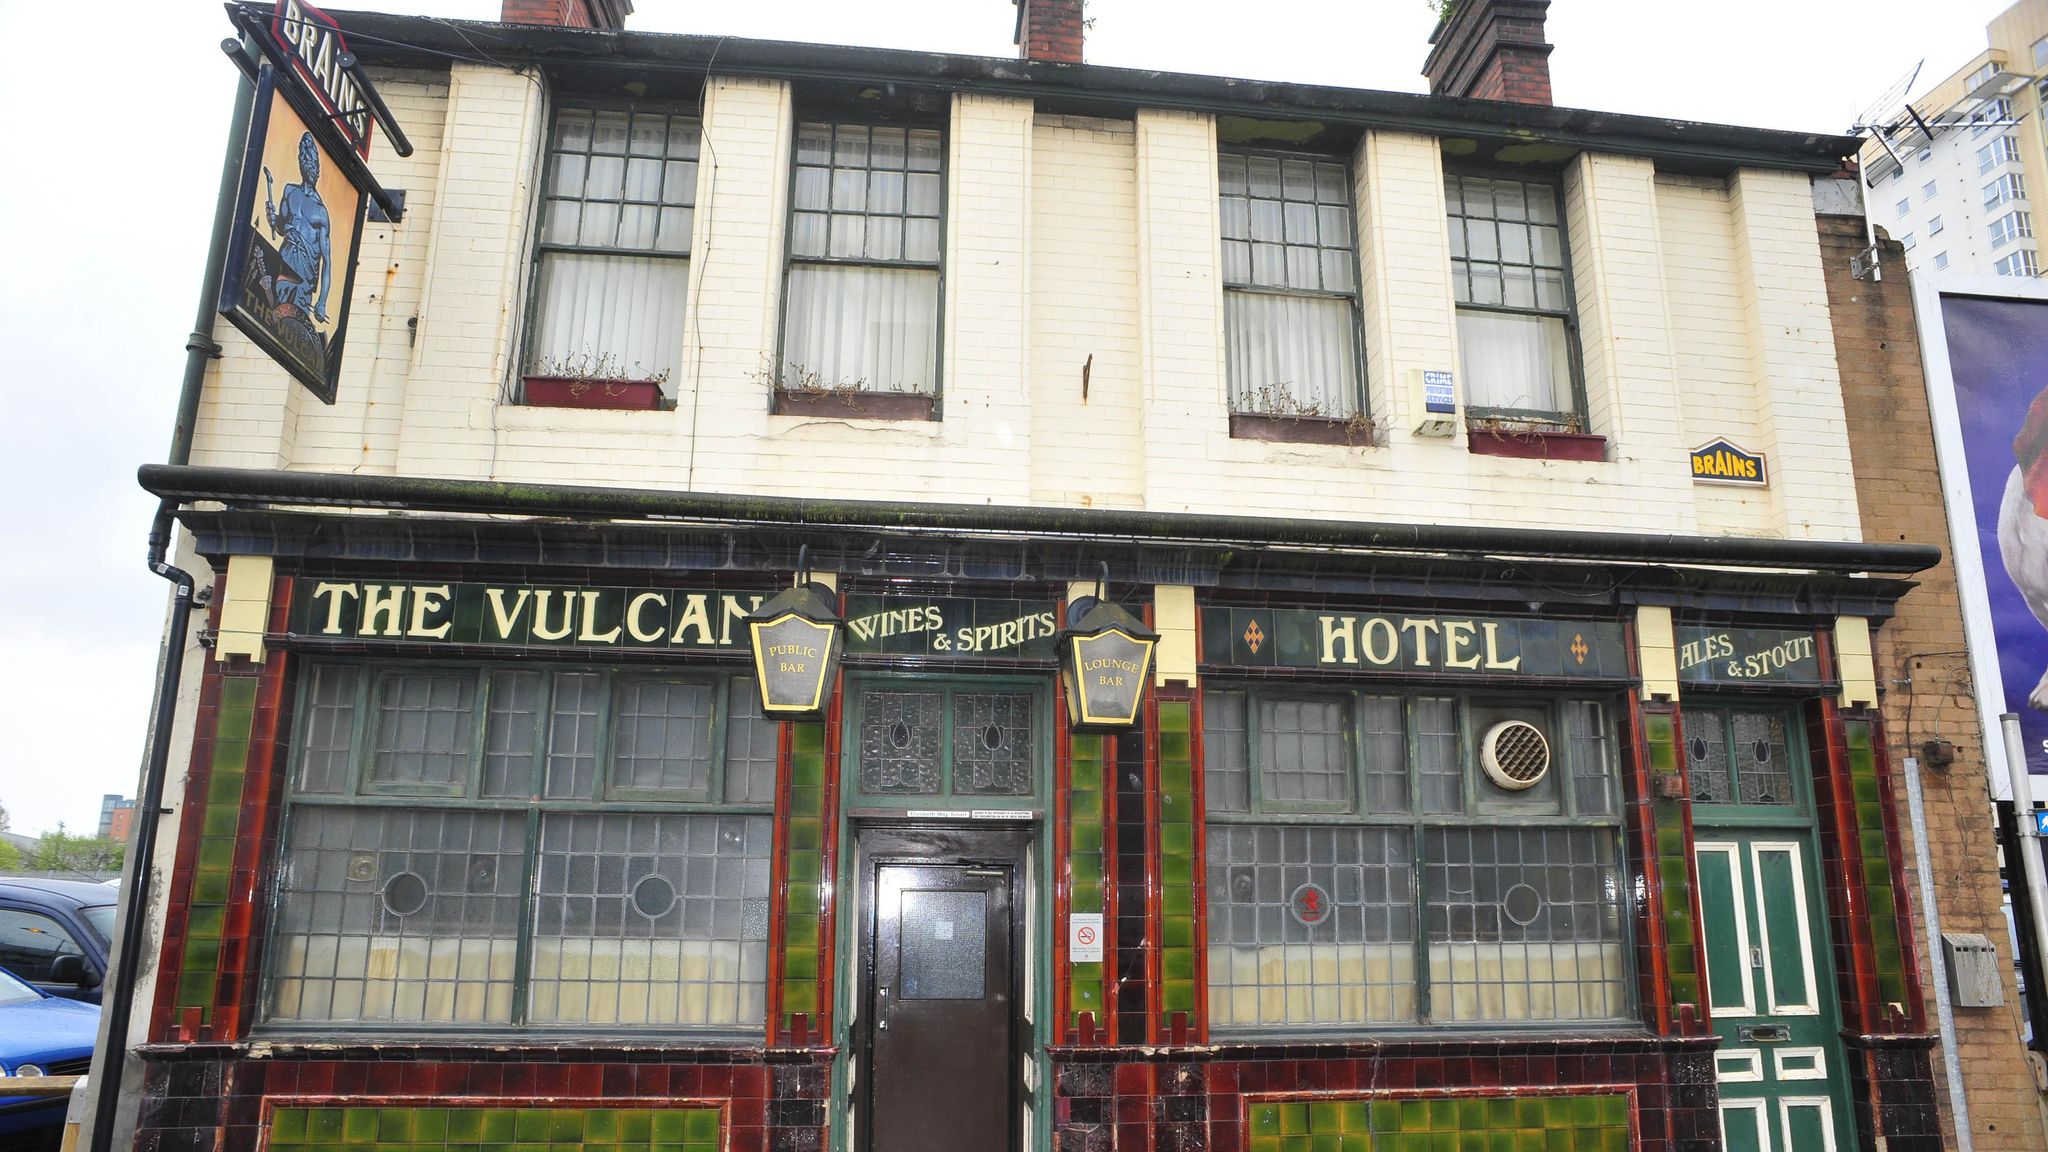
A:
[{"xmin": 123, "ymin": 2, "xmax": 1961, "ymax": 1152}]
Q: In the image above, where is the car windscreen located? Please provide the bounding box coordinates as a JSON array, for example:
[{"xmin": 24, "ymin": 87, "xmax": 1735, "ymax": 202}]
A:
[
  {"xmin": 80, "ymin": 905, "xmax": 116, "ymax": 948},
  {"xmin": 0, "ymin": 967, "xmax": 41, "ymax": 1007}
]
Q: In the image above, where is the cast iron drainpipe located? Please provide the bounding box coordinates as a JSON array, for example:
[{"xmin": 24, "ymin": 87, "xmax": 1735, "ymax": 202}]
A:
[
  {"xmin": 87, "ymin": 511, "xmax": 196, "ymax": 1152},
  {"xmin": 85, "ymin": 41, "xmax": 253, "ymax": 1152}
]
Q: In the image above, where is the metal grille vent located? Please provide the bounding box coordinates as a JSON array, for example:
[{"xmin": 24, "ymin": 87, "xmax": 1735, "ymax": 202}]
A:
[{"xmin": 1481, "ymin": 720, "xmax": 1551, "ymax": 790}]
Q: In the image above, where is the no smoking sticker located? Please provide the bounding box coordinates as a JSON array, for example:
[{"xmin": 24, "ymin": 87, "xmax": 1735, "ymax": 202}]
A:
[{"xmin": 1069, "ymin": 912, "xmax": 1104, "ymax": 962}]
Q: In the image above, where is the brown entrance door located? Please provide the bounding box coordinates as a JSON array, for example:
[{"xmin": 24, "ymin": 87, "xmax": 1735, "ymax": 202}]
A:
[{"xmin": 862, "ymin": 849, "xmax": 1019, "ymax": 1152}]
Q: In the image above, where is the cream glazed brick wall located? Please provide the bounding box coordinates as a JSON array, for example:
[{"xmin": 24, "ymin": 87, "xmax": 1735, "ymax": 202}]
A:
[
  {"xmin": 1134, "ymin": 119, "xmax": 1707, "ymax": 533},
  {"xmin": 1729, "ymin": 168, "xmax": 1862, "ymax": 540},
  {"xmin": 391, "ymin": 64, "xmax": 544, "ymax": 479},
  {"xmin": 192, "ymin": 68, "xmax": 451, "ymax": 471},
  {"xmin": 1654, "ymin": 172, "xmax": 1775, "ymax": 535},
  {"xmin": 1029, "ymin": 114, "xmax": 1143, "ymax": 509},
  {"xmin": 487, "ymin": 75, "xmax": 791, "ymax": 489},
  {"xmin": 686, "ymin": 89, "xmax": 1035, "ymax": 503},
  {"xmin": 284, "ymin": 69, "xmax": 449, "ymax": 476},
  {"xmin": 1557, "ymin": 154, "xmax": 1697, "ymax": 532},
  {"xmin": 1356, "ymin": 131, "xmax": 1458, "ymax": 442},
  {"xmin": 1133, "ymin": 109, "xmax": 1227, "ymax": 503}
]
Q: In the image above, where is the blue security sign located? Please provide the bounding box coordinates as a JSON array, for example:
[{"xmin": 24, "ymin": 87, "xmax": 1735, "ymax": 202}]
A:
[{"xmin": 2034, "ymin": 810, "xmax": 2048, "ymax": 836}]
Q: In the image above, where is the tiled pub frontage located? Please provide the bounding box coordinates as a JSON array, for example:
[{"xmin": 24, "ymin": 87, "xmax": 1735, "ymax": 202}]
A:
[{"xmin": 131, "ymin": 468, "xmax": 1945, "ymax": 1152}]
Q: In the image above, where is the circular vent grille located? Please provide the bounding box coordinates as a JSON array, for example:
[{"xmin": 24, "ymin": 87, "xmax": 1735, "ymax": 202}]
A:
[{"xmin": 1481, "ymin": 720, "xmax": 1552, "ymax": 790}]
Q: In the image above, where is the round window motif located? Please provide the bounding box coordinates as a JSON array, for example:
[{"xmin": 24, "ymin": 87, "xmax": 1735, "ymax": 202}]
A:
[
  {"xmin": 982, "ymin": 723, "xmax": 1004, "ymax": 751},
  {"xmin": 381, "ymin": 871, "xmax": 428, "ymax": 918},
  {"xmin": 889, "ymin": 720, "xmax": 912, "ymax": 749},
  {"xmin": 1689, "ymin": 736, "xmax": 1710, "ymax": 764},
  {"xmin": 1289, "ymin": 882, "xmax": 1332, "ymax": 929},
  {"xmin": 631, "ymin": 874, "xmax": 677, "ymax": 918},
  {"xmin": 1752, "ymin": 739, "xmax": 1772, "ymax": 765},
  {"xmin": 1502, "ymin": 882, "xmax": 1543, "ymax": 927}
]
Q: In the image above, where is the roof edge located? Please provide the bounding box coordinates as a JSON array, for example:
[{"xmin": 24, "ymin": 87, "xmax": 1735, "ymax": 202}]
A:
[{"xmin": 310, "ymin": 5, "xmax": 1858, "ymax": 174}]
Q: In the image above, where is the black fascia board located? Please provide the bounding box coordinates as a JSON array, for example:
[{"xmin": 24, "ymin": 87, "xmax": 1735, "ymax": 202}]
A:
[
  {"xmin": 173, "ymin": 507, "xmax": 1919, "ymax": 621},
  {"xmin": 139, "ymin": 463, "xmax": 1939, "ymax": 579},
  {"xmin": 310, "ymin": 5, "xmax": 1859, "ymax": 175}
]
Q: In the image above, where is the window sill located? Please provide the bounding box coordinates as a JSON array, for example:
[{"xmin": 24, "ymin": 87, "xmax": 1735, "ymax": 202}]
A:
[
  {"xmin": 1467, "ymin": 428, "xmax": 1607, "ymax": 462},
  {"xmin": 521, "ymin": 376, "xmax": 669, "ymax": 412},
  {"xmin": 771, "ymin": 389, "xmax": 936, "ymax": 421},
  {"xmin": 1228, "ymin": 412, "xmax": 1374, "ymax": 447}
]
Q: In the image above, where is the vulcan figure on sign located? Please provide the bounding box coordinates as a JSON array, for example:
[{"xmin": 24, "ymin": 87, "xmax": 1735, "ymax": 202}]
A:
[{"xmin": 262, "ymin": 133, "xmax": 333, "ymax": 325}]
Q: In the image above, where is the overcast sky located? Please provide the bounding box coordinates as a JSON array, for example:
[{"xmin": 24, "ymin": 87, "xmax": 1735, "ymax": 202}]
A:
[{"xmin": 0, "ymin": 0, "xmax": 2010, "ymax": 838}]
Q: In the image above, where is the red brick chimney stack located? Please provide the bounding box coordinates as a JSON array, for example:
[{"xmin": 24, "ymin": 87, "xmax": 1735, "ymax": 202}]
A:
[
  {"xmin": 501, "ymin": 0, "xmax": 631, "ymax": 30},
  {"xmin": 1422, "ymin": 0, "xmax": 1553, "ymax": 105},
  {"xmin": 1014, "ymin": 0, "xmax": 1084, "ymax": 65}
]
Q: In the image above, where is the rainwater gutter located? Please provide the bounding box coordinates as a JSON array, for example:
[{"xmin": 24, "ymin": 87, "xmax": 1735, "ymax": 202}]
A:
[{"xmin": 138, "ymin": 463, "xmax": 1942, "ymax": 577}]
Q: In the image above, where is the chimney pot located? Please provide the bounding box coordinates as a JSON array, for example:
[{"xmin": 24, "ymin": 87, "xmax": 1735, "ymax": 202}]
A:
[
  {"xmin": 1422, "ymin": 0, "xmax": 1553, "ymax": 106},
  {"xmin": 1014, "ymin": 0, "xmax": 1084, "ymax": 65},
  {"xmin": 501, "ymin": 0, "xmax": 631, "ymax": 30}
]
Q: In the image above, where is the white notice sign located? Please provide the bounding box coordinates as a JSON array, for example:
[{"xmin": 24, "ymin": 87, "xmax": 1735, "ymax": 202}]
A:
[{"xmin": 1069, "ymin": 912, "xmax": 1104, "ymax": 963}]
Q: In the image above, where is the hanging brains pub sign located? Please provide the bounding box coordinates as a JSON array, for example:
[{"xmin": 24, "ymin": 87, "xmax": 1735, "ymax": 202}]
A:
[{"xmin": 217, "ymin": 0, "xmax": 399, "ymax": 403}]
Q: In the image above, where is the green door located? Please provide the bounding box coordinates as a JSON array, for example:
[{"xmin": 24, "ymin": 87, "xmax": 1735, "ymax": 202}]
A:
[{"xmin": 1694, "ymin": 833, "xmax": 1854, "ymax": 1152}]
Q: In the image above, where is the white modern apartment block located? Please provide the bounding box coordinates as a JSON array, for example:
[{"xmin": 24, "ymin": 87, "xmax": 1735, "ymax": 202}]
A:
[{"xmin": 1860, "ymin": 0, "xmax": 2048, "ymax": 277}]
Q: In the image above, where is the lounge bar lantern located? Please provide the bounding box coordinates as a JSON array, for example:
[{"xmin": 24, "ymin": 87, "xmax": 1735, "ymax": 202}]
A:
[
  {"xmin": 747, "ymin": 580, "xmax": 846, "ymax": 720},
  {"xmin": 1057, "ymin": 595, "xmax": 1158, "ymax": 732}
]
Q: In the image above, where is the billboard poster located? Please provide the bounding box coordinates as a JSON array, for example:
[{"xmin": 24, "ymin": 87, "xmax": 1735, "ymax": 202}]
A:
[
  {"xmin": 218, "ymin": 65, "xmax": 365, "ymax": 403},
  {"xmin": 1941, "ymin": 293, "xmax": 2048, "ymax": 776}
]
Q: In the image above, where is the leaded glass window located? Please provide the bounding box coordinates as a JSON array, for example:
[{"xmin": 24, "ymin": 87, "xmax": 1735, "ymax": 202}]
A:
[
  {"xmin": 1684, "ymin": 706, "xmax": 1801, "ymax": 809},
  {"xmin": 269, "ymin": 661, "xmax": 774, "ymax": 1033},
  {"xmin": 1204, "ymin": 686, "xmax": 1628, "ymax": 1031},
  {"xmin": 953, "ymin": 692, "xmax": 1035, "ymax": 796},
  {"xmin": 858, "ymin": 691, "xmax": 944, "ymax": 794},
  {"xmin": 852, "ymin": 682, "xmax": 1044, "ymax": 799}
]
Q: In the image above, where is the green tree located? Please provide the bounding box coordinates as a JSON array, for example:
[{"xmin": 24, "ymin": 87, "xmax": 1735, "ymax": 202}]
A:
[
  {"xmin": 32, "ymin": 828, "xmax": 124, "ymax": 875},
  {"xmin": 0, "ymin": 838, "xmax": 21, "ymax": 873}
]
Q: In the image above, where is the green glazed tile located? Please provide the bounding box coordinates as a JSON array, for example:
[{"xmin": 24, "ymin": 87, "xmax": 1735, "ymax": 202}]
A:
[{"xmin": 793, "ymin": 723, "xmax": 825, "ymax": 756}]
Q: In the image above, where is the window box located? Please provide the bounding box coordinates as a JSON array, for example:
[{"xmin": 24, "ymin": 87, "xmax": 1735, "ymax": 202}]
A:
[
  {"xmin": 521, "ymin": 375, "xmax": 666, "ymax": 411},
  {"xmin": 1467, "ymin": 426, "xmax": 1607, "ymax": 462},
  {"xmin": 772, "ymin": 388, "xmax": 937, "ymax": 421},
  {"xmin": 1228, "ymin": 411, "xmax": 1374, "ymax": 447}
]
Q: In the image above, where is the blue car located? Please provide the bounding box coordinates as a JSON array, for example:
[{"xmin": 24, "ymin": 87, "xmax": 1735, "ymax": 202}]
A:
[
  {"xmin": 0, "ymin": 880, "xmax": 117, "ymax": 1004},
  {"xmin": 0, "ymin": 965, "xmax": 98, "ymax": 1151}
]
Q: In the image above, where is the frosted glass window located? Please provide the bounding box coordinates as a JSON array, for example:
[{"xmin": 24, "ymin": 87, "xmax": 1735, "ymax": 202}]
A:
[
  {"xmin": 1424, "ymin": 826, "xmax": 1628, "ymax": 1023},
  {"xmin": 1206, "ymin": 825, "xmax": 1416, "ymax": 1026},
  {"xmin": 528, "ymin": 813, "xmax": 770, "ymax": 1026},
  {"xmin": 272, "ymin": 662, "xmax": 773, "ymax": 1034},
  {"xmin": 365, "ymin": 672, "xmax": 475, "ymax": 794},
  {"xmin": 1203, "ymin": 686, "xmax": 1630, "ymax": 1030},
  {"xmin": 610, "ymin": 678, "xmax": 716, "ymax": 798}
]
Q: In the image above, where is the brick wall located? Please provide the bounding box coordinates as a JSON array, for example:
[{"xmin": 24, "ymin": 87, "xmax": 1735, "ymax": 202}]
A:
[{"xmin": 1823, "ymin": 210, "xmax": 2048, "ymax": 1151}]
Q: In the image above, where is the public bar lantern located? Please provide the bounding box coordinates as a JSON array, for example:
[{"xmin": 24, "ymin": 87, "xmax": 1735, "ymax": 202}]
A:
[
  {"xmin": 747, "ymin": 554, "xmax": 845, "ymax": 721},
  {"xmin": 1057, "ymin": 579, "xmax": 1158, "ymax": 732}
]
